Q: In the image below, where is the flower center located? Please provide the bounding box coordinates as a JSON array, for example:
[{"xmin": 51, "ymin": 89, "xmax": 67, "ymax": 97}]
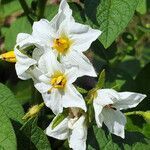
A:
[
  {"xmin": 53, "ymin": 36, "xmax": 71, "ymax": 54},
  {"xmin": 50, "ymin": 71, "xmax": 67, "ymax": 89}
]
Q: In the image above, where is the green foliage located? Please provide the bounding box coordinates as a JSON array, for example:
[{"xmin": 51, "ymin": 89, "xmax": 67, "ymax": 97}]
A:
[
  {"xmin": 85, "ymin": 0, "xmax": 139, "ymax": 48},
  {"xmin": 2, "ymin": 17, "xmax": 32, "ymax": 50},
  {"xmin": 0, "ymin": 83, "xmax": 24, "ymax": 150},
  {"xmin": 96, "ymin": 69, "xmax": 105, "ymax": 89},
  {"xmin": 87, "ymin": 125, "xmax": 150, "ymax": 150},
  {"xmin": 21, "ymin": 117, "xmax": 51, "ymax": 150},
  {"xmin": 52, "ymin": 112, "xmax": 67, "ymax": 129},
  {"xmin": 0, "ymin": 107, "xmax": 17, "ymax": 150},
  {"xmin": 0, "ymin": 83, "xmax": 24, "ymax": 123},
  {"xmin": 136, "ymin": 0, "xmax": 147, "ymax": 14}
]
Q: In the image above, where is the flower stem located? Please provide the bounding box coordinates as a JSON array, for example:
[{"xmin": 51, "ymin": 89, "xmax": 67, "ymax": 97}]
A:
[
  {"xmin": 18, "ymin": 0, "xmax": 33, "ymax": 24},
  {"xmin": 37, "ymin": 0, "xmax": 47, "ymax": 20},
  {"xmin": 125, "ymin": 111, "xmax": 144, "ymax": 116}
]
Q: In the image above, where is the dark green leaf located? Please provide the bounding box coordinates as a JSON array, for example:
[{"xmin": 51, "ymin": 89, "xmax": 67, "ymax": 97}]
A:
[
  {"xmin": 0, "ymin": 106, "xmax": 17, "ymax": 150},
  {"xmin": 85, "ymin": 0, "xmax": 138, "ymax": 48},
  {"xmin": 0, "ymin": 83, "xmax": 24, "ymax": 123},
  {"xmin": 87, "ymin": 125, "xmax": 150, "ymax": 150},
  {"xmin": 21, "ymin": 117, "xmax": 51, "ymax": 150}
]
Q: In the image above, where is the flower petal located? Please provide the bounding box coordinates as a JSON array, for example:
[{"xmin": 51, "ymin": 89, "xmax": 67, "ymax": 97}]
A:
[
  {"xmin": 16, "ymin": 33, "xmax": 30, "ymax": 43},
  {"xmin": 62, "ymin": 50, "xmax": 97, "ymax": 77},
  {"xmin": 38, "ymin": 51, "xmax": 63, "ymax": 75},
  {"xmin": 69, "ymin": 115, "xmax": 87, "ymax": 150},
  {"xmin": 102, "ymin": 109, "xmax": 126, "ymax": 138},
  {"xmin": 114, "ymin": 92, "xmax": 146, "ymax": 110},
  {"xmin": 65, "ymin": 66, "xmax": 78, "ymax": 84},
  {"xmin": 69, "ymin": 22, "xmax": 101, "ymax": 52},
  {"xmin": 34, "ymin": 82, "xmax": 51, "ymax": 93},
  {"xmin": 62, "ymin": 84, "xmax": 87, "ymax": 112},
  {"xmin": 46, "ymin": 115, "xmax": 69, "ymax": 140},
  {"xmin": 93, "ymin": 103, "xmax": 103, "ymax": 127},
  {"xmin": 32, "ymin": 19, "xmax": 55, "ymax": 45},
  {"xmin": 42, "ymin": 88, "xmax": 63, "ymax": 114},
  {"xmin": 94, "ymin": 89, "xmax": 118, "ymax": 107},
  {"xmin": 49, "ymin": 0, "xmax": 74, "ymax": 32},
  {"xmin": 15, "ymin": 49, "xmax": 36, "ymax": 79}
]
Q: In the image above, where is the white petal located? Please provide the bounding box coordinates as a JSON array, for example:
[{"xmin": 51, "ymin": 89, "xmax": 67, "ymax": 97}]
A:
[
  {"xmin": 70, "ymin": 22, "xmax": 101, "ymax": 52},
  {"xmin": 63, "ymin": 50, "xmax": 97, "ymax": 77},
  {"xmin": 38, "ymin": 51, "xmax": 63, "ymax": 75},
  {"xmin": 32, "ymin": 19, "xmax": 55, "ymax": 44},
  {"xmin": 114, "ymin": 92, "xmax": 146, "ymax": 110},
  {"xmin": 34, "ymin": 82, "xmax": 51, "ymax": 93},
  {"xmin": 62, "ymin": 84, "xmax": 87, "ymax": 112},
  {"xmin": 69, "ymin": 115, "xmax": 87, "ymax": 150},
  {"xmin": 94, "ymin": 89, "xmax": 118, "ymax": 107},
  {"xmin": 42, "ymin": 89, "xmax": 63, "ymax": 114},
  {"xmin": 39, "ymin": 74, "xmax": 50, "ymax": 84},
  {"xmin": 16, "ymin": 33, "xmax": 30, "ymax": 43},
  {"xmin": 93, "ymin": 103, "xmax": 103, "ymax": 127},
  {"xmin": 59, "ymin": 0, "xmax": 73, "ymax": 18},
  {"xmin": 65, "ymin": 66, "xmax": 78, "ymax": 84},
  {"xmin": 102, "ymin": 109, "xmax": 126, "ymax": 138},
  {"xmin": 49, "ymin": 0, "xmax": 74, "ymax": 32},
  {"xmin": 46, "ymin": 116, "xmax": 69, "ymax": 140}
]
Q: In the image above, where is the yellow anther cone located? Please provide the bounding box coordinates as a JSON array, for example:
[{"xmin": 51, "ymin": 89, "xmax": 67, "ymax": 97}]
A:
[{"xmin": 0, "ymin": 51, "xmax": 16, "ymax": 63}]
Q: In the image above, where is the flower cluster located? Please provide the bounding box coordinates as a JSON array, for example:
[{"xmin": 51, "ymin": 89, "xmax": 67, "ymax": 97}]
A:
[{"xmin": 11, "ymin": 0, "xmax": 146, "ymax": 149}]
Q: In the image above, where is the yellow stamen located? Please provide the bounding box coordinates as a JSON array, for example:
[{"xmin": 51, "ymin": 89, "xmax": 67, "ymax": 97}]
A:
[
  {"xmin": 50, "ymin": 71, "xmax": 67, "ymax": 91},
  {"xmin": 0, "ymin": 51, "xmax": 16, "ymax": 63},
  {"xmin": 53, "ymin": 36, "xmax": 72, "ymax": 54}
]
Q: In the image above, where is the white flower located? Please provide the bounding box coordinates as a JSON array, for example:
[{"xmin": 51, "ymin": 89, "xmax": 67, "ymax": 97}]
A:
[
  {"xmin": 34, "ymin": 51, "xmax": 87, "ymax": 114},
  {"xmin": 32, "ymin": 0, "xmax": 101, "ymax": 78},
  {"xmin": 93, "ymin": 89, "xmax": 146, "ymax": 138},
  {"xmin": 14, "ymin": 33, "xmax": 47, "ymax": 80},
  {"xmin": 46, "ymin": 114, "xmax": 87, "ymax": 150}
]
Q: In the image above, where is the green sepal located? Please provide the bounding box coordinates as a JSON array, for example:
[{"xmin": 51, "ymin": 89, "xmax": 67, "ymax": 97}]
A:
[
  {"xmin": 52, "ymin": 111, "xmax": 68, "ymax": 129},
  {"xmin": 19, "ymin": 45, "xmax": 36, "ymax": 58},
  {"xmin": 76, "ymin": 86, "xmax": 88, "ymax": 94},
  {"xmin": 96, "ymin": 69, "xmax": 105, "ymax": 89}
]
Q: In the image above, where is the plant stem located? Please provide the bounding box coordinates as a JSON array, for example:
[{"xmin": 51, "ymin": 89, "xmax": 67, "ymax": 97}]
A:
[
  {"xmin": 18, "ymin": 0, "xmax": 33, "ymax": 24},
  {"xmin": 125, "ymin": 111, "xmax": 143, "ymax": 116},
  {"xmin": 37, "ymin": 0, "xmax": 47, "ymax": 20}
]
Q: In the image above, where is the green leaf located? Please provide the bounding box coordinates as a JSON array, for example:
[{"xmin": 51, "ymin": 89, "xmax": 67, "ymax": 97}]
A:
[
  {"xmin": 85, "ymin": 0, "xmax": 138, "ymax": 48},
  {"xmin": 6, "ymin": 80, "xmax": 33, "ymax": 105},
  {"xmin": 21, "ymin": 117, "xmax": 51, "ymax": 150},
  {"xmin": 0, "ymin": 106, "xmax": 17, "ymax": 150},
  {"xmin": 136, "ymin": 0, "xmax": 147, "ymax": 14},
  {"xmin": 87, "ymin": 125, "xmax": 150, "ymax": 150},
  {"xmin": 0, "ymin": 83, "xmax": 24, "ymax": 123},
  {"xmin": 52, "ymin": 112, "xmax": 67, "ymax": 129},
  {"xmin": 45, "ymin": 5, "xmax": 59, "ymax": 20},
  {"xmin": 96, "ymin": 69, "xmax": 105, "ymax": 89},
  {"xmin": 3, "ymin": 16, "xmax": 32, "ymax": 50},
  {"xmin": 0, "ymin": 0, "xmax": 32, "ymax": 18}
]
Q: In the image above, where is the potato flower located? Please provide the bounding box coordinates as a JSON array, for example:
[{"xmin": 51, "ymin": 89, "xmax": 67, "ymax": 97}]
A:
[{"xmin": 93, "ymin": 89, "xmax": 146, "ymax": 138}]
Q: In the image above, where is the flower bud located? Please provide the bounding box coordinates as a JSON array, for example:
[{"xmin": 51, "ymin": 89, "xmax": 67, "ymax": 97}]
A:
[
  {"xmin": 22, "ymin": 103, "xmax": 44, "ymax": 120},
  {"xmin": 0, "ymin": 51, "xmax": 16, "ymax": 63}
]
